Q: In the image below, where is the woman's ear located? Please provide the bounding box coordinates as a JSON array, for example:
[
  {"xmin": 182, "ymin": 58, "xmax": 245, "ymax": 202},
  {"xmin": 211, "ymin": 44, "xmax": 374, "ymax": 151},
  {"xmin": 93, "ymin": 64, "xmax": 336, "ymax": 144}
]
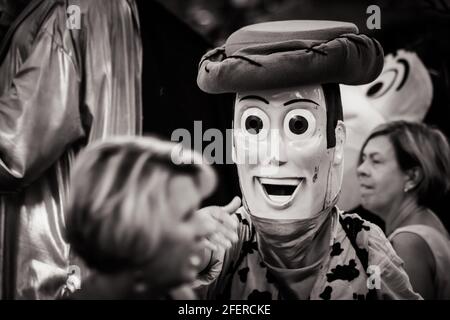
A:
[
  {"xmin": 333, "ymin": 120, "xmax": 346, "ymax": 166},
  {"xmin": 404, "ymin": 167, "xmax": 423, "ymax": 192}
]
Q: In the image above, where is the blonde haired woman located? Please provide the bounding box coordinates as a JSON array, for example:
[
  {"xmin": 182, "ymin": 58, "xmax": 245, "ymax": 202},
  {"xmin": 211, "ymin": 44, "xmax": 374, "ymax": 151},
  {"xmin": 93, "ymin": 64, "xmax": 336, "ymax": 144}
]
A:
[{"xmin": 65, "ymin": 136, "xmax": 239, "ymax": 299}]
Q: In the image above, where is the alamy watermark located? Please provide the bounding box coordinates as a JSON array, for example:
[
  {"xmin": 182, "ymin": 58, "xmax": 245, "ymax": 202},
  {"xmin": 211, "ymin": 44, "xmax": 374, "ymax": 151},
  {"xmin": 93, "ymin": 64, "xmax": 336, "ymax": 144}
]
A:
[
  {"xmin": 367, "ymin": 265, "xmax": 382, "ymax": 290},
  {"xmin": 367, "ymin": 5, "xmax": 381, "ymax": 30},
  {"xmin": 63, "ymin": 265, "xmax": 82, "ymax": 295},
  {"xmin": 67, "ymin": 5, "xmax": 81, "ymax": 30},
  {"xmin": 170, "ymin": 122, "xmax": 285, "ymax": 167}
]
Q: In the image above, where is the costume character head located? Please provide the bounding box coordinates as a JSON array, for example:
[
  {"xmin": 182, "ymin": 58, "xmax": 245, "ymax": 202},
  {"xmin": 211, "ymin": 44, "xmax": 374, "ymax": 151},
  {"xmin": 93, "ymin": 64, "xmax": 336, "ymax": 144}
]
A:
[{"xmin": 198, "ymin": 20, "xmax": 384, "ymax": 222}]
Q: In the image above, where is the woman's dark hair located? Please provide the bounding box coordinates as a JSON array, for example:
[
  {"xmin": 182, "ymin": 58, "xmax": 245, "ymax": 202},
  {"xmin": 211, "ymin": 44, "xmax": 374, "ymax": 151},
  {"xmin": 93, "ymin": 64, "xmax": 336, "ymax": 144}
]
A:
[{"xmin": 359, "ymin": 121, "xmax": 450, "ymax": 208}]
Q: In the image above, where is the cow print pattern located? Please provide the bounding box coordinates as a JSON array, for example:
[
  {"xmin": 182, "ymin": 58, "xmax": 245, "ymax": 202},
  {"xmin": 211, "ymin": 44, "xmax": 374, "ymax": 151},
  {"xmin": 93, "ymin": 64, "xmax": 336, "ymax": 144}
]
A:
[
  {"xmin": 326, "ymin": 259, "xmax": 360, "ymax": 282},
  {"xmin": 330, "ymin": 242, "xmax": 344, "ymax": 256},
  {"xmin": 319, "ymin": 286, "xmax": 333, "ymax": 300},
  {"xmin": 216, "ymin": 210, "xmax": 378, "ymax": 300}
]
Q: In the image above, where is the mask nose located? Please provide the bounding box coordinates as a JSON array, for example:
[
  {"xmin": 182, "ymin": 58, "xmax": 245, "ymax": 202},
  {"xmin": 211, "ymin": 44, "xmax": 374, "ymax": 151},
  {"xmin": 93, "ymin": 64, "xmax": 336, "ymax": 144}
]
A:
[
  {"xmin": 269, "ymin": 155, "xmax": 287, "ymax": 167},
  {"xmin": 267, "ymin": 130, "xmax": 287, "ymax": 166}
]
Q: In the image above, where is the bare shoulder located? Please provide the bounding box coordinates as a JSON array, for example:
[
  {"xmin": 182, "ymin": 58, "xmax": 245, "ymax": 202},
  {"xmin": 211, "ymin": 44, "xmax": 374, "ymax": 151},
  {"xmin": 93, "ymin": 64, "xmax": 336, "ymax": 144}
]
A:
[{"xmin": 390, "ymin": 231, "xmax": 434, "ymax": 267}]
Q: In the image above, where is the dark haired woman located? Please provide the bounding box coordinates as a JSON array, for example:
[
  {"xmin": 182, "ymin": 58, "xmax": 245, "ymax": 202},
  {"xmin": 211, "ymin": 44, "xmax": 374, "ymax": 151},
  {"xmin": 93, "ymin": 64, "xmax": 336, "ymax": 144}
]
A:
[{"xmin": 358, "ymin": 121, "xmax": 450, "ymax": 299}]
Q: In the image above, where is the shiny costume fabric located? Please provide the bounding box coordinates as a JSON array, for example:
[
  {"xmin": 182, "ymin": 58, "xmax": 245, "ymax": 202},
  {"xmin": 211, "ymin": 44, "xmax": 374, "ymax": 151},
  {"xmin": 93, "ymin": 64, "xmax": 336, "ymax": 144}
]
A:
[{"xmin": 0, "ymin": 0, "xmax": 142, "ymax": 299}]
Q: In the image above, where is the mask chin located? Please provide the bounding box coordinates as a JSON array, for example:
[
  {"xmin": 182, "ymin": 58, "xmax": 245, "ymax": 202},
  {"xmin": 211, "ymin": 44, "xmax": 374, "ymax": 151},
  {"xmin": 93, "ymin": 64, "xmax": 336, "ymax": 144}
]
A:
[{"xmin": 236, "ymin": 156, "xmax": 338, "ymax": 220}]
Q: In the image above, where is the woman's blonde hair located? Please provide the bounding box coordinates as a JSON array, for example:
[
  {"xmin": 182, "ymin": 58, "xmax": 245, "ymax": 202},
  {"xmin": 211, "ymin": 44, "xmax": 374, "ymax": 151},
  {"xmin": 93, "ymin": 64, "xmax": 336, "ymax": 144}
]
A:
[{"xmin": 65, "ymin": 136, "xmax": 216, "ymax": 274}]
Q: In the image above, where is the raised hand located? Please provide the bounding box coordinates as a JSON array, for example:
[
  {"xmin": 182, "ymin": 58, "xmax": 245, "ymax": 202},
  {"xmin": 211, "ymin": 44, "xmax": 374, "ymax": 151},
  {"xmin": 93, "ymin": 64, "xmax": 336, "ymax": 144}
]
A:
[{"xmin": 195, "ymin": 196, "xmax": 241, "ymax": 252}]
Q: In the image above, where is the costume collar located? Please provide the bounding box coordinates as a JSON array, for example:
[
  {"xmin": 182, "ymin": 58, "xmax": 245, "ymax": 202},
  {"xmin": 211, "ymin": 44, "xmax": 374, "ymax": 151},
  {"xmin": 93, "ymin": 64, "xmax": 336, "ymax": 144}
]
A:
[{"xmin": 249, "ymin": 197, "xmax": 338, "ymax": 269}]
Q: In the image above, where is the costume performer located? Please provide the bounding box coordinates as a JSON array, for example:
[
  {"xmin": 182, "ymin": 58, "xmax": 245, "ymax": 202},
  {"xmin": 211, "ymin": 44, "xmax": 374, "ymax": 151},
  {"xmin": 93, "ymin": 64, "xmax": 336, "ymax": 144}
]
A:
[{"xmin": 195, "ymin": 20, "xmax": 421, "ymax": 300}]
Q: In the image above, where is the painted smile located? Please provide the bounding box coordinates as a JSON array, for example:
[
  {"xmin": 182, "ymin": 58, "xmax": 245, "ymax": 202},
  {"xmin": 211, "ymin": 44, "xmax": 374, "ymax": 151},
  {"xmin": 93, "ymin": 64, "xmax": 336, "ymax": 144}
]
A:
[{"xmin": 257, "ymin": 177, "xmax": 304, "ymax": 207}]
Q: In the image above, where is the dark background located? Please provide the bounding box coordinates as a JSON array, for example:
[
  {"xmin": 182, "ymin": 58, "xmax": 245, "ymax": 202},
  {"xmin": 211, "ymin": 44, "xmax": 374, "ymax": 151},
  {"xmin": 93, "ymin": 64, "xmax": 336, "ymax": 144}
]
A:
[{"xmin": 136, "ymin": 0, "xmax": 239, "ymax": 208}]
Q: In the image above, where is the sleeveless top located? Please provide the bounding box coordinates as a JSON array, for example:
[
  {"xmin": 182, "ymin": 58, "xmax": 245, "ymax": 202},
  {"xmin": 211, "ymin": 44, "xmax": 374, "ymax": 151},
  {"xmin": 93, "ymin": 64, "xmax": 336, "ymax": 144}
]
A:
[{"xmin": 389, "ymin": 225, "xmax": 450, "ymax": 299}]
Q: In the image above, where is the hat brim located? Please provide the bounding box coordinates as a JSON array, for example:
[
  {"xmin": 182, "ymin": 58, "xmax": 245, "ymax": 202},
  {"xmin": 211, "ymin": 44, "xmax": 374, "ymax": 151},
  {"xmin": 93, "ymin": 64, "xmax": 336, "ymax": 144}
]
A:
[{"xmin": 198, "ymin": 33, "xmax": 384, "ymax": 94}]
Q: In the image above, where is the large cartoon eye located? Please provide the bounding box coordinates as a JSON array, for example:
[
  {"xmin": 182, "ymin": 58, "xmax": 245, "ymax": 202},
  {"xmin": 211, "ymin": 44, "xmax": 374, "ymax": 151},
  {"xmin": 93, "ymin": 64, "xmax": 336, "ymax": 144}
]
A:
[
  {"xmin": 246, "ymin": 116, "xmax": 263, "ymax": 133},
  {"xmin": 283, "ymin": 109, "xmax": 316, "ymax": 140},
  {"xmin": 240, "ymin": 108, "xmax": 270, "ymax": 139},
  {"xmin": 366, "ymin": 69, "xmax": 397, "ymax": 99}
]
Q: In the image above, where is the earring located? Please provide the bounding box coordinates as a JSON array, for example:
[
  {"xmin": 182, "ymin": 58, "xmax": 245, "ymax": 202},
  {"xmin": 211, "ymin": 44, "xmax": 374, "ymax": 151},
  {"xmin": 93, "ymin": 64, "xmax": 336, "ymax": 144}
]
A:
[{"xmin": 404, "ymin": 185, "xmax": 412, "ymax": 193}]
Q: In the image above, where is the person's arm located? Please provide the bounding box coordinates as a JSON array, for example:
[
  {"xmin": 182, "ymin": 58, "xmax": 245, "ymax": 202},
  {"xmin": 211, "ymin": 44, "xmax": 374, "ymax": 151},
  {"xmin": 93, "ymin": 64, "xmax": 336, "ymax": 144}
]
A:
[
  {"xmin": 0, "ymin": 25, "xmax": 85, "ymax": 193},
  {"xmin": 391, "ymin": 232, "xmax": 435, "ymax": 299},
  {"xmin": 196, "ymin": 197, "xmax": 241, "ymax": 273},
  {"xmin": 366, "ymin": 223, "xmax": 422, "ymax": 299}
]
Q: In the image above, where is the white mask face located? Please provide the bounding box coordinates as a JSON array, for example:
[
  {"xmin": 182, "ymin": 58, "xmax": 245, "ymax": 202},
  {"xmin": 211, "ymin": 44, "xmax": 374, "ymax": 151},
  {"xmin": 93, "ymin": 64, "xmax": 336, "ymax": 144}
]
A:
[{"xmin": 233, "ymin": 85, "xmax": 345, "ymax": 219}]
